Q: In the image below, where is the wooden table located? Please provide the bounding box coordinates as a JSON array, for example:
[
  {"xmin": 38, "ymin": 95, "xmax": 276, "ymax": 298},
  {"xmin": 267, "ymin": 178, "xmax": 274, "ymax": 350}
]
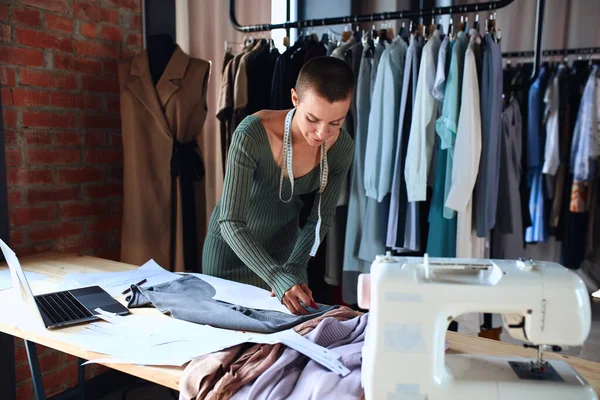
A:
[{"xmin": 0, "ymin": 252, "xmax": 598, "ymax": 398}]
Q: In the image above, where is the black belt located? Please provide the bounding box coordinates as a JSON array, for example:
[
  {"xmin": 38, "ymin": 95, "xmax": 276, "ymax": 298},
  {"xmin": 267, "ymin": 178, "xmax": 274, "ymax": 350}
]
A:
[{"xmin": 170, "ymin": 138, "xmax": 205, "ymax": 272}]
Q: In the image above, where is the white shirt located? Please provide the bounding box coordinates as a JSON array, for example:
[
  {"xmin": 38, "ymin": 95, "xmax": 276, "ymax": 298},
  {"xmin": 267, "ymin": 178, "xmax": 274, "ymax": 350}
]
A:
[
  {"xmin": 446, "ymin": 30, "xmax": 485, "ymax": 258},
  {"xmin": 542, "ymin": 71, "xmax": 560, "ymax": 175},
  {"xmin": 404, "ymin": 30, "xmax": 442, "ymax": 202}
]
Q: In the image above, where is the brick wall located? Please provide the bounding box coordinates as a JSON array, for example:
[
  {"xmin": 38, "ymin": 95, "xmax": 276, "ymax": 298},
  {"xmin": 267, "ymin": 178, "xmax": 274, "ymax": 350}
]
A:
[{"xmin": 0, "ymin": 0, "xmax": 142, "ymax": 397}]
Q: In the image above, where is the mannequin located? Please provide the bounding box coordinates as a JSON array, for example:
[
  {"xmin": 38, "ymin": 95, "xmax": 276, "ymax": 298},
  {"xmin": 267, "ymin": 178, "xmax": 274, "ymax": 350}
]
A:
[{"xmin": 147, "ymin": 34, "xmax": 177, "ymax": 85}]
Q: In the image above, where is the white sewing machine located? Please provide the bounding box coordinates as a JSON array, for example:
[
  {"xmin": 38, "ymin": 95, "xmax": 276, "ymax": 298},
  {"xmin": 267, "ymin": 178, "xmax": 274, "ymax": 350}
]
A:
[{"xmin": 358, "ymin": 253, "xmax": 597, "ymax": 400}]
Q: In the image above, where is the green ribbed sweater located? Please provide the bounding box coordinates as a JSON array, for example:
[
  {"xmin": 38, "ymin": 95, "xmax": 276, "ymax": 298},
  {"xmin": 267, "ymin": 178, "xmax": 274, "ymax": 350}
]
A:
[{"xmin": 202, "ymin": 115, "xmax": 354, "ymax": 300}]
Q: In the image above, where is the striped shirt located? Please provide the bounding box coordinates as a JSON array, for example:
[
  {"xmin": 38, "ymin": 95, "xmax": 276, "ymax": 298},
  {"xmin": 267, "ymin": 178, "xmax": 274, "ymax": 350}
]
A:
[{"xmin": 203, "ymin": 115, "xmax": 354, "ymax": 300}]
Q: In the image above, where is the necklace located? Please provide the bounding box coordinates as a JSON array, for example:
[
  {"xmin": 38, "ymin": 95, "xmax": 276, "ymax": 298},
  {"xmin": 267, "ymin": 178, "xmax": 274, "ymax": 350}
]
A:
[{"xmin": 279, "ymin": 108, "xmax": 328, "ymax": 256}]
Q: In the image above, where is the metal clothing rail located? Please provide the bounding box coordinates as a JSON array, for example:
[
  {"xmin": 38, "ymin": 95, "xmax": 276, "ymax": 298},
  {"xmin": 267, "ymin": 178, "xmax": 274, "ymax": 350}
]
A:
[
  {"xmin": 229, "ymin": 0, "xmax": 515, "ymax": 33},
  {"xmin": 503, "ymin": 47, "xmax": 600, "ymax": 58}
]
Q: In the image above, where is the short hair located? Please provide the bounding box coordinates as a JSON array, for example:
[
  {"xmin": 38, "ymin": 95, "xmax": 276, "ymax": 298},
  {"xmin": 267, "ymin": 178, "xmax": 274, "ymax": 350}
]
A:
[{"xmin": 295, "ymin": 56, "xmax": 355, "ymax": 103}]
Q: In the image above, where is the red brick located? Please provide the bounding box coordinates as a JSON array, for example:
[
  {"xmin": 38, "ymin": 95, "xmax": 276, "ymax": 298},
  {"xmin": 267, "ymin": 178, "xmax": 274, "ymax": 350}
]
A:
[
  {"xmin": 4, "ymin": 130, "xmax": 17, "ymax": 146},
  {"xmin": 111, "ymin": 197, "xmax": 123, "ymax": 213},
  {"xmin": 28, "ymin": 187, "xmax": 80, "ymax": 204},
  {"xmin": 43, "ymin": 359, "xmax": 78, "ymax": 397},
  {"xmin": 126, "ymin": 33, "xmax": 142, "ymax": 47},
  {"xmin": 8, "ymin": 190, "xmax": 22, "ymax": 206},
  {"xmin": 24, "ymin": 130, "xmax": 52, "ymax": 146},
  {"xmin": 75, "ymin": 41, "xmax": 119, "ymax": 59},
  {"xmin": 109, "ymin": 166, "xmax": 123, "ymax": 181},
  {"xmin": 7, "ymin": 169, "xmax": 53, "ymax": 185},
  {"xmin": 94, "ymin": 248, "xmax": 120, "ymax": 262},
  {"xmin": 81, "ymin": 76, "xmax": 118, "ymax": 93},
  {"xmin": 0, "ymin": 45, "xmax": 43, "ymax": 66},
  {"xmin": 15, "ymin": 360, "xmax": 32, "ymax": 383},
  {"xmin": 45, "ymin": 14, "xmax": 72, "ymax": 34},
  {"xmin": 0, "ymin": 23, "xmax": 11, "ymax": 42},
  {"xmin": 100, "ymin": 25, "xmax": 122, "ymax": 42},
  {"xmin": 0, "ymin": 4, "xmax": 8, "ymax": 20},
  {"xmin": 0, "ymin": 67, "xmax": 16, "ymax": 86},
  {"xmin": 88, "ymin": 215, "xmax": 122, "ymax": 232},
  {"xmin": 84, "ymin": 149, "xmax": 122, "ymax": 164},
  {"xmin": 11, "ymin": 88, "xmax": 49, "ymax": 107},
  {"xmin": 10, "ymin": 205, "xmax": 56, "ymax": 226},
  {"xmin": 21, "ymin": 69, "xmax": 77, "ymax": 89},
  {"xmin": 85, "ymin": 183, "xmax": 122, "ymax": 199},
  {"xmin": 29, "ymin": 222, "xmax": 82, "ymax": 242},
  {"xmin": 57, "ymin": 167, "xmax": 105, "ymax": 184},
  {"xmin": 57, "ymin": 234, "xmax": 110, "ymax": 255},
  {"xmin": 6, "ymin": 149, "xmax": 21, "ymax": 167},
  {"xmin": 60, "ymin": 202, "xmax": 110, "ymax": 218},
  {"xmin": 110, "ymin": 132, "xmax": 122, "ymax": 146},
  {"xmin": 83, "ymin": 132, "xmax": 105, "ymax": 146},
  {"xmin": 1, "ymin": 87, "xmax": 12, "ymax": 105},
  {"xmin": 26, "ymin": 149, "xmax": 80, "ymax": 165},
  {"xmin": 12, "ymin": 7, "xmax": 42, "ymax": 27},
  {"xmin": 3, "ymin": 109, "xmax": 16, "ymax": 128},
  {"xmin": 74, "ymin": 3, "xmax": 118, "ymax": 24},
  {"xmin": 50, "ymin": 92, "xmax": 101, "ymax": 110},
  {"xmin": 107, "ymin": 97, "xmax": 120, "ymax": 113},
  {"xmin": 81, "ymin": 113, "xmax": 120, "ymax": 129},
  {"xmin": 16, "ymin": 382, "xmax": 34, "ymax": 400},
  {"xmin": 22, "ymin": 111, "xmax": 76, "ymax": 128},
  {"xmin": 20, "ymin": 0, "xmax": 67, "ymax": 13},
  {"xmin": 130, "ymin": 15, "xmax": 141, "ymax": 30},
  {"xmin": 103, "ymin": 61, "xmax": 118, "ymax": 76},
  {"xmin": 80, "ymin": 22, "xmax": 96, "ymax": 38},
  {"xmin": 106, "ymin": 0, "xmax": 140, "ymax": 11},
  {"xmin": 54, "ymin": 53, "xmax": 102, "ymax": 75},
  {"xmin": 54, "ymin": 131, "xmax": 80, "ymax": 146},
  {"xmin": 10, "ymin": 229, "xmax": 24, "ymax": 247},
  {"xmin": 16, "ymin": 27, "xmax": 73, "ymax": 53}
]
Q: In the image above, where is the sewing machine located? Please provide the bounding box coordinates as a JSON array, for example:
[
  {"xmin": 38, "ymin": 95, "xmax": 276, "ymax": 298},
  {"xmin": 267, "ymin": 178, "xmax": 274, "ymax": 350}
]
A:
[{"xmin": 358, "ymin": 253, "xmax": 597, "ymax": 400}]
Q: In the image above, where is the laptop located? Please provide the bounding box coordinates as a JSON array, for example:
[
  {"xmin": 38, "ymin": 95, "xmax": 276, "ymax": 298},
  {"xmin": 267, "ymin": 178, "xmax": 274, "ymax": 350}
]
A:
[{"xmin": 0, "ymin": 239, "xmax": 129, "ymax": 329}]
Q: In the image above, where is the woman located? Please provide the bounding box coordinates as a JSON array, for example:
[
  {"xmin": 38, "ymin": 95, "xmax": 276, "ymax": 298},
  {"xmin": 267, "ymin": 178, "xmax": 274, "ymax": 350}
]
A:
[{"xmin": 203, "ymin": 56, "xmax": 355, "ymax": 315}]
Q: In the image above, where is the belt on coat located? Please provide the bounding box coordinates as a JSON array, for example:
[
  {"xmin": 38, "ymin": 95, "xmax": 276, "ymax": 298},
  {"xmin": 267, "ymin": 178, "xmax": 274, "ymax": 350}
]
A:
[{"xmin": 170, "ymin": 138, "xmax": 205, "ymax": 272}]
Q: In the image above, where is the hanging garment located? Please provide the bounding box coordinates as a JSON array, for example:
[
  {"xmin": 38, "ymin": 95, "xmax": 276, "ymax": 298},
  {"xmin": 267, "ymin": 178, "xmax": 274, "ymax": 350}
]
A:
[
  {"xmin": 445, "ymin": 30, "xmax": 484, "ymax": 259},
  {"xmin": 359, "ymin": 37, "xmax": 407, "ymax": 263},
  {"xmin": 404, "ymin": 29, "xmax": 442, "ymax": 202},
  {"xmin": 203, "ymin": 116, "xmax": 353, "ymax": 300},
  {"xmin": 491, "ymin": 98, "xmax": 525, "ymax": 259},
  {"xmin": 436, "ymin": 31, "xmax": 468, "ymax": 220},
  {"xmin": 245, "ymin": 41, "xmax": 279, "ymax": 115},
  {"xmin": 525, "ymin": 67, "xmax": 551, "ymax": 243},
  {"xmin": 119, "ymin": 46, "xmax": 210, "ymax": 272},
  {"xmin": 432, "ymin": 35, "xmax": 450, "ymax": 102},
  {"xmin": 217, "ymin": 53, "xmax": 235, "ymax": 172},
  {"xmin": 342, "ymin": 47, "xmax": 374, "ymax": 304},
  {"xmin": 474, "ymin": 33, "xmax": 503, "ymax": 238},
  {"xmin": 232, "ymin": 315, "xmax": 367, "ymax": 400},
  {"xmin": 542, "ymin": 69, "xmax": 561, "ymax": 176},
  {"xmin": 387, "ymin": 34, "xmax": 417, "ymax": 249},
  {"xmin": 127, "ymin": 275, "xmax": 336, "ymax": 333}
]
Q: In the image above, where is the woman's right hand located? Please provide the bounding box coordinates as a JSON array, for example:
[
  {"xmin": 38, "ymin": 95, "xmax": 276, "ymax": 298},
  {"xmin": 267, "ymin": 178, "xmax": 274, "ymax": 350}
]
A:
[{"xmin": 282, "ymin": 283, "xmax": 315, "ymax": 315}]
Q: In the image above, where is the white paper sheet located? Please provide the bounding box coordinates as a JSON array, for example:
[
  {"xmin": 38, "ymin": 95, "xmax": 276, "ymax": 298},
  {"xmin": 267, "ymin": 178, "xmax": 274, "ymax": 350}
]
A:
[
  {"xmin": 182, "ymin": 272, "xmax": 292, "ymax": 314},
  {"xmin": 0, "ymin": 269, "xmax": 46, "ymax": 291},
  {"xmin": 62, "ymin": 259, "xmax": 180, "ymax": 296}
]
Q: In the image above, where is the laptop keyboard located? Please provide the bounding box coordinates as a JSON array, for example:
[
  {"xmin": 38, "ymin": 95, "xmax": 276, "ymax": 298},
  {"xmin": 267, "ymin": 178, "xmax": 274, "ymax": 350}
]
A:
[{"xmin": 35, "ymin": 291, "xmax": 94, "ymax": 325}]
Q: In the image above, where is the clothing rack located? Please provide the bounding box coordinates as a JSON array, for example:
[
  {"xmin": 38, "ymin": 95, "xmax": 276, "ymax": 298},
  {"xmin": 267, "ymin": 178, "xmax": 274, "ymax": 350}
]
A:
[
  {"xmin": 503, "ymin": 47, "xmax": 600, "ymax": 59},
  {"xmin": 229, "ymin": 0, "xmax": 546, "ymax": 81}
]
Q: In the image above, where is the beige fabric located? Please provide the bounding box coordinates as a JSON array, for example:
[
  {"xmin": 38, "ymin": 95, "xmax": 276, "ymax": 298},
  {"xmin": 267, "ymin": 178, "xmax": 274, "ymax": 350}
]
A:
[
  {"xmin": 179, "ymin": 307, "xmax": 360, "ymax": 400},
  {"xmin": 188, "ymin": 0, "xmax": 271, "ymax": 232},
  {"xmin": 118, "ymin": 46, "xmax": 211, "ymax": 272}
]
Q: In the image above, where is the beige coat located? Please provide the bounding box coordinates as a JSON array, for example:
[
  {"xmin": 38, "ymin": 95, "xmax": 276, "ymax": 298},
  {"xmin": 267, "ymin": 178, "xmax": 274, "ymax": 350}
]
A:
[{"xmin": 118, "ymin": 45, "xmax": 211, "ymax": 272}]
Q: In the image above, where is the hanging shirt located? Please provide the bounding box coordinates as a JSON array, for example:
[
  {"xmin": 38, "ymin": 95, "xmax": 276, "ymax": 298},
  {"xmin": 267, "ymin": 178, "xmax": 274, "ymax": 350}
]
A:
[
  {"xmin": 542, "ymin": 70, "xmax": 561, "ymax": 176},
  {"xmin": 404, "ymin": 30, "xmax": 442, "ymax": 202},
  {"xmin": 364, "ymin": 37, "xmax": 408, "ymax": 202},
  {"xmin": 445, "ymin": 30, "xmax": 484, "ymax": 258},
  {"xmin": 432, "ymin": 35, "xmax": 450, "ymax": 102},
  {"xmin": 525, "ymin": 67, "xmax": 551, "ymax": 242},
  {"xmin": 387, "ymin": 35, "xmax": 417, "ymax": 248},
  {"xmin": 436, "ymin": 31, "xmax": 468, "ymax": 220}
]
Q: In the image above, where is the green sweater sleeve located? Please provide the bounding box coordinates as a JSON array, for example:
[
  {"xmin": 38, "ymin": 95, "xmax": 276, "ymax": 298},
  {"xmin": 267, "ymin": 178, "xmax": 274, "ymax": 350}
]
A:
[
  {"xmin": 284, "ymin": 134, "xmax": 354, "ymax": 274},
  {"xmin": 218, "ymin": 128, "xmax": 303, "ymax": 300}
]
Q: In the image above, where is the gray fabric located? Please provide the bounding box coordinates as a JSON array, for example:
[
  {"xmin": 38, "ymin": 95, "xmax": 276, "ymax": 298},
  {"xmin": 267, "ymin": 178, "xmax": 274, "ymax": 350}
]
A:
[
  {"xmin": 231, "ymin": 314, "xmax": 367, "ymax": 400},
  {"xmin": 342, "ymin": 46, "xmax": 374, "ymax": 304},
  {"xmin": 491, "ymin": 98, "xmax": 525, "ymax": 259},
  {"xmin": 127, "ymin": 275, "xmax": 336, "ymax": 333},
  {"xmin": 475, "ymin": 34, "xmax": 504, "ymax": 238}
]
